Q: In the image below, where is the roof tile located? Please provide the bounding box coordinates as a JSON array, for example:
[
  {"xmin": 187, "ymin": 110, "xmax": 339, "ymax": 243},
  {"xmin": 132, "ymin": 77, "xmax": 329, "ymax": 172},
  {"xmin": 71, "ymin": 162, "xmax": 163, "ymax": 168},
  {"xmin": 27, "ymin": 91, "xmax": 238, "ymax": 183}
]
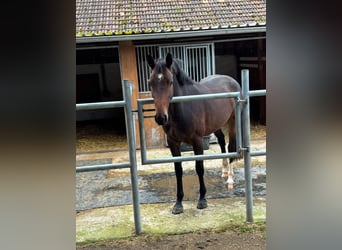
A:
[{"xmin": 76, "ymin": 0, "xmax": 266, "ymax": 37}]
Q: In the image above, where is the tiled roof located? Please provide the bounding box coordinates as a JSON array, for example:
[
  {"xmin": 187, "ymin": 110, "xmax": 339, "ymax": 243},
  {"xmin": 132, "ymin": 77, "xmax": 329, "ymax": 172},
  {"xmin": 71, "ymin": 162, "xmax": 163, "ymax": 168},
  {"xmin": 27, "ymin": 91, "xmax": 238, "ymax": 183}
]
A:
[{"xmin": 76, "ymin": 0, "xmax": 266, "ymax": 37}]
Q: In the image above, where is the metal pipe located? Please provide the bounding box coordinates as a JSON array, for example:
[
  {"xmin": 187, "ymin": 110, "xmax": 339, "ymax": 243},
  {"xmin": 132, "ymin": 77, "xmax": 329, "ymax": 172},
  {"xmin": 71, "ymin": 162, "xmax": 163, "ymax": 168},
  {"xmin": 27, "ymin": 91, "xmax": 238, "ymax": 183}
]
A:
[
  {"xmin": 137, "ymin": 91, "xmax": 240, "ymax": 106},
  {"xmin": 249, "ymin": 89, "xmax": 266, "ymax": 97},
  {"xmin": 137, "ymin": 47, "xmax": 142, "ymax": 92},
  {"xmin": 169, "ymin": 92, "xmax": 240, "ymax": 102},
  {"xmin": 250, "ymin": 150, "xmax": 266, "ymax": 157},
  {"xmin": 142, "ymin": 152, "xmax": 240, "ymax": 165},
  {"xmin": 123, "ymin": 80, "xmax": 141, "ymax": 234},
  {"xmin": 241, "ymin": 69, "xmax": 254, "ymax": 222},
  {"xmin": 76, "ymin": 163, "xmax": 130, "ymax": 173},
  {"xmin": 137, "ymin": 100, "xmax": 148, "ymax": 164},
  {"xmin": 235, "ymin": 97, "xmax": 242, "ymax": 154},
  {"xmin": 76, "ymin": 101, "xmax": 126, "ymax": 110},
  {"xmin": 211, "ymin": 42, "xmax": 215, "ymax": 74}
]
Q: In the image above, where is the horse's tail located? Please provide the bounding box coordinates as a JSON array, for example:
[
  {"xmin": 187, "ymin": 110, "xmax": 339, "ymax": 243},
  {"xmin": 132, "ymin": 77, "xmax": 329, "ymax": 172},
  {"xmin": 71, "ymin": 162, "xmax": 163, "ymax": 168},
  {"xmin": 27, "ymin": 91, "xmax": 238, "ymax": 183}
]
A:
[
  {"xmin": 230, "ymin": 81, "xmax": 243, "ymax": 163},
  {"xmin": 222, "ymin": 78, "xmax": 242, "ymax": 163}
]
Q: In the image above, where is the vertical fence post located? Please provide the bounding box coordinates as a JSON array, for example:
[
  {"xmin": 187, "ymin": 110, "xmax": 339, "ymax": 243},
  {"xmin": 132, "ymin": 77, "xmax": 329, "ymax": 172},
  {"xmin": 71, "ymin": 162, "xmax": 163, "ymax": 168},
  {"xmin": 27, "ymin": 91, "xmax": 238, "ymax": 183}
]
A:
[
  {"xmin": 235, "ymin": 97, "xmax": 242, "ymax": 154},
  {"xmin": 241, "ymin": 69, "xmax": 254, "ymax": 222},
  {"xmin": 123, "ymin": 80, "xmax": 141, "ymax": 234}
]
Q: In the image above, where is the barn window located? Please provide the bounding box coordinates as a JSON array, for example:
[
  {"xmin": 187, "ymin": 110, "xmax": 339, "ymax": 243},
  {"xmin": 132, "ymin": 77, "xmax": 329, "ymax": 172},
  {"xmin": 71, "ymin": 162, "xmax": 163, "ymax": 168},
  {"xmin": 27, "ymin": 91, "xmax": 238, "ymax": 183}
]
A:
[{"xmin": 136, "ymin": 43, "xmax": 215, "ymax": 93}]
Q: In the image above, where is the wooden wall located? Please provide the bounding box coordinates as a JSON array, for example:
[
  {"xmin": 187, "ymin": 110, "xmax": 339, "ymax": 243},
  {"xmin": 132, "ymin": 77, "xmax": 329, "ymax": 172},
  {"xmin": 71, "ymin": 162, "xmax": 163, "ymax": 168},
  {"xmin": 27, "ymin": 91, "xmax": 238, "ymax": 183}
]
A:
[{"xmin": 119, "ymin": 41, "xmax": 166, "ymax": 148}]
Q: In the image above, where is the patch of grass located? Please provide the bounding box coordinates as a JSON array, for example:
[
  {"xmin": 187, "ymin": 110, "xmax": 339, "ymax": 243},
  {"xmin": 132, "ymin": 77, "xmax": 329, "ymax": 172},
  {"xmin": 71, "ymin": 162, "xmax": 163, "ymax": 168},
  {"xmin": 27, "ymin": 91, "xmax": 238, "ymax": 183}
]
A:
[
  {"xmin": 76, "ymin": 198, "xmax": 266, "ymax": 245},
  {"xmin": 77, "ymin": 222, "xmax": 134, "ymax": 245}
]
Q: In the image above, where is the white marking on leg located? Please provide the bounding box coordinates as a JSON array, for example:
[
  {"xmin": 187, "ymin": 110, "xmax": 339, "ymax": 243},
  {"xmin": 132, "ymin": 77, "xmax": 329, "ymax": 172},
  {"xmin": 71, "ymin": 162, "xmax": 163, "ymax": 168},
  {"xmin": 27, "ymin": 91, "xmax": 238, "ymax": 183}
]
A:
[
  {"xmin": 221, "ymin": 158, "xmax": 228, "ymax": 178},
  {"xmin": 226, "ymin": 162, "xmax": 234, "ymax": 191}
]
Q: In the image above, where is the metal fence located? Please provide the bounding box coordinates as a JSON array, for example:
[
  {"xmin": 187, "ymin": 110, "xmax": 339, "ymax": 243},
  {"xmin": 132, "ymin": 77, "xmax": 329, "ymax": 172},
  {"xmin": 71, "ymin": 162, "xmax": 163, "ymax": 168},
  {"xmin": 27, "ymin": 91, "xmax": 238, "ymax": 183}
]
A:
[
  {"xmin": 76, "ymin": 81, "xmax": 141, "ymax": 233},
  {"xmin": 76, "ymin": 69, "xmax": 266, "ymax": 234}
]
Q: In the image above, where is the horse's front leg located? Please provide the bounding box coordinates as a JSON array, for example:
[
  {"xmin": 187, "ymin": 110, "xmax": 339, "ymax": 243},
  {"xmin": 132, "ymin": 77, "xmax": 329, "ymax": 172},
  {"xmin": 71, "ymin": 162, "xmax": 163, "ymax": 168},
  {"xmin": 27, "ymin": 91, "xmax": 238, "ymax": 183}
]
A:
[
  {"xmin": 193, "ymin": 139, "xmax": 207, "ymax": 209},
  {"xmin": 169, "ymin": 141, "xmax": 184, "ymax": 214}
]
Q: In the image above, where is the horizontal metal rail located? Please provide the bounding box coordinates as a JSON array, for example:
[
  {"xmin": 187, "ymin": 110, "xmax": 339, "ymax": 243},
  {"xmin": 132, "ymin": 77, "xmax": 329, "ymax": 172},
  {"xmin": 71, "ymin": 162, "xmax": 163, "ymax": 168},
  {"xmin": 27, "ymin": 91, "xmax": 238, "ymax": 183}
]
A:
[
  {"xmin": 76, "ymin": 163, "xmax": 131, "ymax": 173},
  {"xmin": 138, "ymin": 70, "xmax": 266, "ymax": 225},
  {"xmin": 139, "ymin": 91, "xmax": 240, "ymax": 106},
  {"xmin": 143, "ymin": 152, "xmax": 241, "ymax": 165},
  {"xmin": 250, "ymin": 150, "xmax": 266, "ymax": 157},
  {"xmin": 76, "ymin": 100, "xmax": 126, "ymax": 110},
  {"xmin": 249, "ymin": 89, "xmax": 266, "ymax": 97},
  {"xmin": 138, "ymin": 89, "xmax": 266, "ymax": 165},
  {"xmin": 76, "ymin": 80, "xmax": 141, "ymax": 234},
  {"xmin": 76, "ymin": 99, "xmax": 130, "ymax": 173}
]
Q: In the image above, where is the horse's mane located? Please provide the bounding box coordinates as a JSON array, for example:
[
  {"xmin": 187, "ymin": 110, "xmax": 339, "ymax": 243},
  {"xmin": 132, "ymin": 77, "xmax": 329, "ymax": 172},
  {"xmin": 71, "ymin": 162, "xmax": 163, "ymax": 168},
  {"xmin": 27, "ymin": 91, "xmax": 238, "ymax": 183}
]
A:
[
  {"xmin": 154, "ymin": 56, "xmax": 196, "ymax": 86},
  {"xmin": 171, "ymin": 58, "xmax": 197, "ymax": 86}
]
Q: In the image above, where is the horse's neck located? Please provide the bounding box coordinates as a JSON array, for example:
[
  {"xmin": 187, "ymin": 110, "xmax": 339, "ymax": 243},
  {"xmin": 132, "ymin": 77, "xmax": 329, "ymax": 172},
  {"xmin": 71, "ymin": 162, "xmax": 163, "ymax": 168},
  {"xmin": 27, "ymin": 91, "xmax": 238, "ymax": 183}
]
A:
[
  {"xmin": 169, "ymin": 81, "xmax": 194, "ymax": 120},
  {"xmin": 174, "ymin": 74, "xmax": 196, "ymax": 95}
]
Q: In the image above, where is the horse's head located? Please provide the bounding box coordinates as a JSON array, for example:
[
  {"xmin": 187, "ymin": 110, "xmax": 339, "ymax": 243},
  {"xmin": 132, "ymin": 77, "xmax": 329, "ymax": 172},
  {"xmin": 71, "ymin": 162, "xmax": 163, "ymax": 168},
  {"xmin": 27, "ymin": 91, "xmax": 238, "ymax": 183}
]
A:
[{"xmin": 147, "ymin": 53, "xmax": 174, "ymax": 125}]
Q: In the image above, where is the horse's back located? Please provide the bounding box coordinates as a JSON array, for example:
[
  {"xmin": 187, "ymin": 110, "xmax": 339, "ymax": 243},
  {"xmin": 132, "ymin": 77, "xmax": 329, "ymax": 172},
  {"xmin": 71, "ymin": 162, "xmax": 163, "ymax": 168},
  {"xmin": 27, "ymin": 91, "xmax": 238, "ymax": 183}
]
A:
[
  {"xmin": 199, "ymin": 74, "xmax": 240, "ymax": 92},
  {"xmin": 182, "ymin": 74, "xmax": 239, "ymax": 136}
]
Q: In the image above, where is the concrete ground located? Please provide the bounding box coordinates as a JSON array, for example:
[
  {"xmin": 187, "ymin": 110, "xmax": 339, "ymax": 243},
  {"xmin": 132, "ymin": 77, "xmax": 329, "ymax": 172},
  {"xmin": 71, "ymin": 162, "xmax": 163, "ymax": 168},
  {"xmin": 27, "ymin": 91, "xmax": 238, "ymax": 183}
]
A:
[{"xmin": 76, "ymin": 196, "xmax": 266, "ymax": 248}]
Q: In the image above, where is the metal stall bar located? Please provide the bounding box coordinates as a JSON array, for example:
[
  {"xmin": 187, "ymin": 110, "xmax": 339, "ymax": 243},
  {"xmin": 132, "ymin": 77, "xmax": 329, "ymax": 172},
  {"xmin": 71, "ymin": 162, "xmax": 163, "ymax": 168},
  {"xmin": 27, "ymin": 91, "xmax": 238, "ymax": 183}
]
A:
[
  {"xmin": 123, "ymin": 80, "xmax": 141, "ymax": 234},
  {"xmin": 76, "ymin": 163, "xmax": 131, "ymax": 173},
  {"xmin": 241, "ymin": 69, "xmax": 253, "ymax": 222},
  {"xmin": 249, "ymin": 89, "xmax": 266, "ymax": 97},
  {"xmin": 137, "ymin": 91, "xmax": 241, "ymax": 165},
  {"xmin": 143, "ymin": 152, "xmax": 240, "ymax": 165},
  {"xmin": 250, "ymin": 150, "xmax": 266, "ymax": 156},
  {"xmin": 76, "ymin": 101, "xmax": 126, "ymax": 110},
  {"xmin": 248, "ymin": 89, "xmax": 267, "ymax": 157},
  {"xmin": 76, "ymin": 100, "xmax": 129, "ymax": 173},
  {"xmin": 76, "ymin": 80, "xmax": 141, "ymax": 235},
  {"xmin": 137, "ymin": 70, "xmax": 266, "ymax": 224},
  {"xmin": 235, "ymin": 96, "xmax": 243, "ymax": 154}
]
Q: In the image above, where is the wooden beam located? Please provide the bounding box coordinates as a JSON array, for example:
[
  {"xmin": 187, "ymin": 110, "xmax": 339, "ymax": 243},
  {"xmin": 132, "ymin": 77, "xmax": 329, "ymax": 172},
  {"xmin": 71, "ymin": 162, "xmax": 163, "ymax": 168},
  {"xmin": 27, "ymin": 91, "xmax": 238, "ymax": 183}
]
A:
[{"xmin": 119, "ymin": 41, "xmax": 140, "ymax": 146}]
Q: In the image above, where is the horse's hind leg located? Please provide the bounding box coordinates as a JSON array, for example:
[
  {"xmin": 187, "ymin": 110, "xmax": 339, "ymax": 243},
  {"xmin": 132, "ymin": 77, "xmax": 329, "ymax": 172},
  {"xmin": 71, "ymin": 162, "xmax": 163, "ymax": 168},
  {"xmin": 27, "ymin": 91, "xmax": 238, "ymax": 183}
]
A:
[
  {"xmin": 226, "ymin": 114, "xmax": 237, "ymax": 190},
  {"xmin": 214, "ymin": 129, "xmax": 229, "ymax": 178}
]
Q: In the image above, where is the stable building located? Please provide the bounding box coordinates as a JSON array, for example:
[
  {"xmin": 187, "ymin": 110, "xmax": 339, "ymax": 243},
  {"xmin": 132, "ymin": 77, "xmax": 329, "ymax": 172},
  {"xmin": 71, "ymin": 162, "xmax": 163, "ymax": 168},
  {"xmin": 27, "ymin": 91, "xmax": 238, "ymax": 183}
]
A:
[{"xmin": 76, "ymin": 0, "xmax": 266, "ymax": 148}]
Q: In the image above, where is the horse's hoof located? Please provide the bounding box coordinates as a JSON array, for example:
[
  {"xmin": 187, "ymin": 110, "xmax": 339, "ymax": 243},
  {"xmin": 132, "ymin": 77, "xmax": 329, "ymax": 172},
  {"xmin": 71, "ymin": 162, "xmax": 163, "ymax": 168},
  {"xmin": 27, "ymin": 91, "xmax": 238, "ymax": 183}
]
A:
[
  {"xmin": 172, "ymin": 203, "xmax": 183, "ymax": 214},
  {"xmin": 197, "ymin": 199, "xmax": 208, "ymax": 209}
]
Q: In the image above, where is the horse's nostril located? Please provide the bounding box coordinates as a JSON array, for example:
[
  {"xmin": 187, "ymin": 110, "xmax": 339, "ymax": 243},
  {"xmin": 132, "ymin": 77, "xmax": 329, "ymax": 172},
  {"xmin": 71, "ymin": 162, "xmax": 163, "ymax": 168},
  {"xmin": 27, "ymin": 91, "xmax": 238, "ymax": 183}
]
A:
[{"xmin": 155, "ymin": 114, "xmax": 168, "ymax": 125}]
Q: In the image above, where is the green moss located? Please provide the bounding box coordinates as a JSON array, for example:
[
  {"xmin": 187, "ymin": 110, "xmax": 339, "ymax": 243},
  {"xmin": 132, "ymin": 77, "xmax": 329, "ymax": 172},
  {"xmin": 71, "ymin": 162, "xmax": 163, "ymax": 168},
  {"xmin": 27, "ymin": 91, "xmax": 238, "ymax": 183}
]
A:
[
  {"xmin": 94, "ymin": 31, "xmax": 103, "ymax": 36},
  {"xmin": 76, "ymin": 198, "xmax": 266, "ymax": 245},
  {"xmin": 85, "ymin": 32, "xmax": 93, "ymax": 37},
  {"xmin": 120, "ymin": 20, "xmax": 127, "ymax": 25},
  {"xmin": 77, "ymin": 224, "xmax": 134, "ymax": 244}
]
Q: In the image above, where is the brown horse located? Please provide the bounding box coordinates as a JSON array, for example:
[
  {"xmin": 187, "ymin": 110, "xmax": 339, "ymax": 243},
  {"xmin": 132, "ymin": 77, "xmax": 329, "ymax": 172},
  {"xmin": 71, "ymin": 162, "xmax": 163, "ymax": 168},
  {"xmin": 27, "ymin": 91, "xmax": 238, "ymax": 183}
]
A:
[{"xmin": 147, "ymin": 53, "xmax": 241, "ymax": 214}]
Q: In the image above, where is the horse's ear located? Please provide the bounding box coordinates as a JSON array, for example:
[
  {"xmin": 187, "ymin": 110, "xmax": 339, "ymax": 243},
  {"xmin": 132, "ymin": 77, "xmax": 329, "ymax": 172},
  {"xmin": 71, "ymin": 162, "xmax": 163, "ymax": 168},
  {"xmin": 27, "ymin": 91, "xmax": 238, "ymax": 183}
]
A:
[
  {"xmin": 147, "ymin": 55, "xmax": 155, "ymax": 69},
  {"xmin": 166, "ymin": 53, "xmax": 172, "ymax": 68}
]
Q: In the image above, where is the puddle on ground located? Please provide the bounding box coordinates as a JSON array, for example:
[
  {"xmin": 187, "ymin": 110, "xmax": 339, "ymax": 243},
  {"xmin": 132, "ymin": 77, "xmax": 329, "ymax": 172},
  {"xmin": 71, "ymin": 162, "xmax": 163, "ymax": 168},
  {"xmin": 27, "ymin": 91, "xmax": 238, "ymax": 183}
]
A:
[{"xmin": 76, "ymin": 166, "xmax": 266, "ymax": 211}]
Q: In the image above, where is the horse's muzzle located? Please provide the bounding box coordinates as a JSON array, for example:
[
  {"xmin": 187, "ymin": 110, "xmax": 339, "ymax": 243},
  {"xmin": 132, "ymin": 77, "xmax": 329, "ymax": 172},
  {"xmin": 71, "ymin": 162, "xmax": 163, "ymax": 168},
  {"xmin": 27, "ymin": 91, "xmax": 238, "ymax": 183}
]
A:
[{"xmin": 155, "ymin": 114, "xmax": 168, "ymax": 125}]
